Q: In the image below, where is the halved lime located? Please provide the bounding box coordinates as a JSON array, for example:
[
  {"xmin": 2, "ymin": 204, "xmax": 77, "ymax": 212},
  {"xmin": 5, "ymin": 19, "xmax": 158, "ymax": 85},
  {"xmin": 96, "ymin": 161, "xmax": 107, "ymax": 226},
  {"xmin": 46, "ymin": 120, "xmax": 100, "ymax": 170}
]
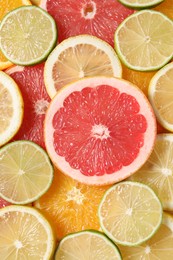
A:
[
  {"xmin": 55, "ymin": 230, "xmax": 122, "ymax": 260},
  {"xmin": 0, "ymin": 140, "xmax": 53, "ymax": 204},
  {"xmin": 98, "ymin": 181, "xmax": 162, "ymax": 246},
  {"xmin": 0, "ymin": 6, "xmax": 57, "ymax": 65},
  {"xmin": 118, "ymin": 0, "xmax": 164, "ymax": 9},
  {"xmin": 0, "ymin": 205, "xmax": 55, "ymax": 259},
  {"xmin": 114, "ymin": 10, "xmax": 173, "ymax": 71}
]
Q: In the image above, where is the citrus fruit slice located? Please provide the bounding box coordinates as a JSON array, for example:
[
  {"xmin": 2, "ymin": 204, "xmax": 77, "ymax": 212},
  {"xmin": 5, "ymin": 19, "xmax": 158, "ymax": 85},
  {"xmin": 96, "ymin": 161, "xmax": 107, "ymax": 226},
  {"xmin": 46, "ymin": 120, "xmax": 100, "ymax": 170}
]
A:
[
  {"xmin": 0, "ymin": 71, "xmax": 23, "ymax": 147},
  {"xmin": 130, "ymin": 134, "xmax": 173, "ymax": 211},
  {"xmin": 55, "ymin": 230, "xmax": 122, "ymax": 260},
  {"xmin": 0, "ymin": 140, "xmax": 53, "ymax": 204},
  {"xmin": 98, "ymin": 181, "xmax": 163, "ymax": 246},
  {"xmin": 118, "ymin": 0, "xmax": 164, "ymax": 9},
  {"xmin": 34, "ymin": 167, "xmax": 110, "ymax": 240},
  {"xmin": 148, "ymin": 62, "xmax": 173, "ymax": 132},
  {"xmin": 0, "ymin": 6, "xmax": 57, "ymax": 66},
  {"xmin": 44, "ymin": 34, "xmax": 122, "ymax": 98},
  {"xmin": 119, "ymin": 212, "xmax": 173, "ymax": 259},
  {"xmin": 114, "ymin": 10, "xmax": 173, "ymax": 71},
  {"xmin": 44, "ymin": 76, "xmax": 156, "ymax": 186},
  {"xmin": 0, "ymin": 0, "xmax": 32, "ymax": 70},
  {"xmin": 0, "ymin": 205, "xmax": 55, "ymax": 259},
  {"xmin": 40, "ymin": 0, "xmax": 134, "ymax": 47},
  {"xmin": 0, "ymin": 198, "xmax": 11, "ymax": 208},
  {"xmin": 153, "ymin": 0, "xmax": 173, "ymax": 20},
  {"xmin": 6, "ymin": 64, "xmax": 50, "ymax": 149}
]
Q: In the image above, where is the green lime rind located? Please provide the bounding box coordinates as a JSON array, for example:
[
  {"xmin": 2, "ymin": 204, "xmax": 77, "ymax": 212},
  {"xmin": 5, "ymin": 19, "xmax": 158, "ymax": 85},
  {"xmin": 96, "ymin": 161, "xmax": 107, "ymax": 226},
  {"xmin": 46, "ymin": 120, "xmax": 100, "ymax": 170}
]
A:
[
  {"xmin": 117, "ymin": 0, "xmax": 164, "ymax": 10},
  {"xmin": 55, "ymin": 230, "xmax": 122, "ymax": 260},
  {"xmin": 0, "ymin": 140, "xmax": 54, "ymax": 204},
  {"xmin": 114, "ymin": 10, "xmax": 173, "ymax": 72},
  {"xmin": 98, "ymin": 181, "xmax": 163, "ymax": 247},
  {"xmin": 0, "ymin": 6, "xmax": 57, "ymax": 66}
]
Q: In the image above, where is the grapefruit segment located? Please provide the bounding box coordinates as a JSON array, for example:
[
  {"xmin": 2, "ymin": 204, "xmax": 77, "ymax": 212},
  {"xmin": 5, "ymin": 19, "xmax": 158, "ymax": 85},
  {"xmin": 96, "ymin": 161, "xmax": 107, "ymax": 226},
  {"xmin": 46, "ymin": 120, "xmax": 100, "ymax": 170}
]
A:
[{"xmin": 44, "ymin": 77, "xmax": 156, "ymax": 185}]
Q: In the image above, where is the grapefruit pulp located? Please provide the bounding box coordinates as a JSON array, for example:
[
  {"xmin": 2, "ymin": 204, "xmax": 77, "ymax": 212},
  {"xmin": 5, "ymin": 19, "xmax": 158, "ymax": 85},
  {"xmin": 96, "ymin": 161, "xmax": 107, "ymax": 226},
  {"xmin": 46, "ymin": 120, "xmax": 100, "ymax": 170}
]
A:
[
  {"xmin": 40, "ymin": 0, "xmax": 134, "ymax": 47},
  {"xmin": 44, "ymin": 77, "xmax": 156, "ymax": 185},
  {"xmin": 6, "ymin": 64, "xmax": 51, "ymax": 149}
]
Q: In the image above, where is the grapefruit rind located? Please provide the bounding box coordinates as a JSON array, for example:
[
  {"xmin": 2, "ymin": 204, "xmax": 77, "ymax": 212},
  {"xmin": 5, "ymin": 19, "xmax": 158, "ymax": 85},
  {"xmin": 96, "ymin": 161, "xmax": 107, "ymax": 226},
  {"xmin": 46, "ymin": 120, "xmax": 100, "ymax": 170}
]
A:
[
  {"xmin": 0, "ymin": 71, "xmax": 23, "ymax": 147},
  {"xmin": 44, "ymin": 76, "xmax": 156, "ymax": 186},
  {"xmin": 98, "ymin": 181, "xmax": 163, "ymax": 246}
]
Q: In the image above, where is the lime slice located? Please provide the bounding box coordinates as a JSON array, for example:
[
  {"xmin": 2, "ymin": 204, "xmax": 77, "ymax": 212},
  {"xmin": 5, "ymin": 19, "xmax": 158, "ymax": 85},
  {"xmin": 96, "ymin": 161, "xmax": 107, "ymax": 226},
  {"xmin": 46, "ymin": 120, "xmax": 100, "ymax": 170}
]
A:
[
  {"xmin": 114, "ymin": 10, "xmax": 173, "ymax": 71},
  {"xmin": 98, "ymin": 181, "xmax": 162, "ymax": 246},
  {"xmin": 55, "ymin": 230, "xmax": 122, "ymax": 260},
  {"xmin": 118, "ymin": 0, "xmax": 164, "ymax": 9},
  {"xmin": 0, "ymin": 6, "xmax": 57, "ymax": 65},
  {"xmin": 0, "ymin": 205, "xmax": 55, "ymax": 259},
  {"xmin": 119, "ymin": 212, "xmax": 173, "ymax": 259},
  {"xmin": 0, "ymin": 71, "xmax": 23, "ymax": 147},
  {"xmin": 130, "ymin": 134, "xmax": 173, "ymax": 211},
  {"xmin": 0, "ymin": 140, "xmax": 53, "ymax": 204},
  {"xmin": 148, "ymin": 62, "xmax": 173, "ymax": 132}
]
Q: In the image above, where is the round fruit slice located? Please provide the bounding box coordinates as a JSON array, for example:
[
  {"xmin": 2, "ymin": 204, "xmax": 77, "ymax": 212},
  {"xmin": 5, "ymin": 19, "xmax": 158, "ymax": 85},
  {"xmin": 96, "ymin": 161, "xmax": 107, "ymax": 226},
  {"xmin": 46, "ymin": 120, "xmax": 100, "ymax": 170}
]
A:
[
  {"xmin": 119, "ymin": 212, "xmax": 173, "ymax": 259},
  {"xmin": 34, "ymin": 167, "xmax": 110, "ymax": 240},
  {"xmin": 0, "ymin": 6, "xmax": 57, "ymax": 66},
  {"xmin": 114, "ymin": 10, "xmax": 173, "ymax": 71},
  {"xmin": 118, "ymin": 0, "xmax": 164, "ymax": 9},
  {"xmin": 44, "ymin": 34, "xmax": 122, "ymax": 98},
  {"xmin": 6, "ymin": 64, "xmax": 51, "ymax": 149},
  {"xmin": 0, "ymin": 0, "xmax": 32, "ymax": 70},
  {"xmin": 55, "ymin": 230, "xmax": 122, "ymax": 260},
  {"xmin": 98, "ymin": 181, "xmax": 163, "ymax": 246},
  {"xmin": 0, "ymin": 71, "xmax": 23, "ymax": 147},
  {"xmin": 148, "ymin": 62, "xmax": 173, "ymax": 132},
  {"xmin": 44, "ymin": 76, "xmax": 156, "ymax": 185},
  {"xmin": 0, "ymin": 140, "xmax": 53, "ymax": 204},
  {"xmin": 0, "ymin": 205, "xmax": 55, "ymax": 259},
  {"xmin": 40, "ymin": 0, "xmax": 134, "ymax": 47},
  {"xmin": 130, "ymin": 134, "xmax": 173, "ymax": 211}
]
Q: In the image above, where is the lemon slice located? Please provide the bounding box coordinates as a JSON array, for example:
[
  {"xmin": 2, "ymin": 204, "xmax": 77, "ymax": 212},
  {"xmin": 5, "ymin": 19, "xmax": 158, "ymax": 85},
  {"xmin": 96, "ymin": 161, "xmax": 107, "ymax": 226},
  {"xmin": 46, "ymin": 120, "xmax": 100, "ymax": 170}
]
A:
[
  {"xmin": 44, "ymin": 34, "xmax": 122, "ymax": 98},
  {"xmin": 98, "ymin": 181, "xmax": 162, "ymax": 246},
  {"xmin": 0, "ymin": 205, "xmax": 55, "ymax": 259},
  {"xmin": 119, "ymin": 212, "xmax": 173, "ymax": 259},
  {"xmin": 114, "ymin": 10, "xmax": 173, "ymax": 71},
  {"xmin": 118, "ymin": 0, "xmax": 164, "ymax": 9},
  {"xmin": 0, "ymin": 140, "xmax": 53, "ymax": 204},
  {"xmin": 55, "ymin": 230, "xmax": 122, "ymax": 260},
  {"xmin": 0, "ymin": 71, "xmax": 23, "ymax": 147},
  {"xmin": 0, "ymin": 6, "xmax": 57, "ymax": 66},
  {"xmin": 130, "ymin": 134, "xmax": 173, "ymax": 211},
  {"xmin": 148, "ymin": 62, "xmax": 173, "ymax": 132}
]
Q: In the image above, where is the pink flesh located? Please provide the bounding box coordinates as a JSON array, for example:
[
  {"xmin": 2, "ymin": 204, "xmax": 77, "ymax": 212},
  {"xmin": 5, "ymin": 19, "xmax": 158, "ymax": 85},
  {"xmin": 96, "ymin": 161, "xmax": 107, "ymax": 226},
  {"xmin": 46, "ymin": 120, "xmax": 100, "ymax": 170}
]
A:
[
  {"xmin": 0, "ymin": 198, "xmax": 11, "ymax": 208},
  {"xmin": 8, "ymin": 64, "xmax": 51, "ymax": 149},
  {"xmin": 53, "ymin": 85, "xmax": 147, "ymax": 176},
  {"xmin": 45, "ymin": 0, "xmax": 134, "ymax": 46}
]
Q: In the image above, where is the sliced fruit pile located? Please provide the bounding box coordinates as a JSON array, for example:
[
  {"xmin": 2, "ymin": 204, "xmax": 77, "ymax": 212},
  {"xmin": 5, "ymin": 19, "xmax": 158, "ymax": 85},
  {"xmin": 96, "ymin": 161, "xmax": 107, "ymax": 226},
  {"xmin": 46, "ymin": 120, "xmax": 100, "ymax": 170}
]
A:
[{"xmin": 0, "ymin": 0, "xmax": 173, "ymax": 259}]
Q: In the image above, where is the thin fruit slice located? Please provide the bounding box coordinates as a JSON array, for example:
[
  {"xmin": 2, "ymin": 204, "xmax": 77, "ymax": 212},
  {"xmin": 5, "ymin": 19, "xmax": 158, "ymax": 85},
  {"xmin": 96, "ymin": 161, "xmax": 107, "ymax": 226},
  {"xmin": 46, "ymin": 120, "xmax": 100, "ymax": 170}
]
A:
[
  {"xmin": 6, "ymin": 64, "xmax": 51, "ymax": 149},
  {"xmin": 0, "ymin": 140, "xmax": 53, "ymax": 204},
  {"xmin": 130, "ymin": 134, "xmax": 173, "ymax": 211},
  {"xmin": 98, "ymin": 181, "xmax": 163, "ymax": 246},
  {"xmin": 114, "ymin": 10, "xmax": 173, "ymax": 71},
  {"xmin": 44, "ymin": 34, "xmax": 122, "ymax": 98},
  {"xmin": 44, "ymin": 76, "xmax": 156, "ymax": 185},
  {"xmin": 119, "ymin": 212, "xmax": 173, "ymax": 259},
  {"xmin": 148, "ymin": 62, "xmax": 173, "ymax": 132},
  {"xmin": 0, "ymin": 71, "xmax": 23, "ymax": 147},
  {"xmin": 153, "ymin": 0, "xmax": 173, "ymax": 20},
  {"xmin": 55, "ymin": 230, "xmax": 122, "ymax": 260},
  {"xmin": 34, "ymin": 167, "xmax": 111, "ymax": 240},
  {"xmin": 118, "ymin": 0, "xmax": 164, "ymax": 9},
  {"xmin": 0, "ymin": 205, "xmax": 55, "ymax": 259},
  {"xmin": 0, "ymin": 0, "xmax": 31, "ymax": 70},
  {"xmin": 0, "ymin": 6, "xmax": 57, "ymax": 66},
  {"xmin": 40, "ymin": 0, "xmax": 134, "ymax": 47}
]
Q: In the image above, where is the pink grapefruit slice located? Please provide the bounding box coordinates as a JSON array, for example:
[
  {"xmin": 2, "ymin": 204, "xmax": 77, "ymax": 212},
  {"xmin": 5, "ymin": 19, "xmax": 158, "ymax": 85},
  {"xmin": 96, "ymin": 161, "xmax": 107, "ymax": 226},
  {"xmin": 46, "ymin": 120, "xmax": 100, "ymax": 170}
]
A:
[
  {"xmin": 6, "ymin": 64, "xmax": 51, "ymax": 149},
  {"xmin": 44, "ymin": 76, "xmax": 157, "ymax": 185},
  {"xmin": 40, "ymin": 0, "xmax": 134, "ymax": 47},
  {"xmin": 0, "ymin": 198, "xmax": 11, "ymax": 208}
]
